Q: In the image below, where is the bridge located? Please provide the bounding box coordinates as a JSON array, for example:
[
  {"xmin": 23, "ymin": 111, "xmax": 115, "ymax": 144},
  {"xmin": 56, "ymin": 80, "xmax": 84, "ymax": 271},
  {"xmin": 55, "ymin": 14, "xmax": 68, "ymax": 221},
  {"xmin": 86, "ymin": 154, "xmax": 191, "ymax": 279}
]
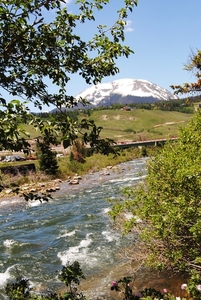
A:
[{"xmin": 114, "ymin": 137, "xmax": 178, "ymax": 149}]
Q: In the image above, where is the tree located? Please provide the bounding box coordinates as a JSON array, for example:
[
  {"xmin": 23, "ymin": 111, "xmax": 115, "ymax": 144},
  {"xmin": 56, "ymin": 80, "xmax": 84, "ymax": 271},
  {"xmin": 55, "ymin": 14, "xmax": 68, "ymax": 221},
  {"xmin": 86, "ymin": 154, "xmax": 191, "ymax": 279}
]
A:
[
  {"xmin": 109, "ymin": 50, "xmax": 201, "ymax": 276},
  {"xmin": 0, "ymin": 0, "xmax": 138, "ymax": 153},
  {"xmin": 37, "ymin": 139, "xmax": 59, "ymax": 175},
  {"xmin": 171, "ymin": 49, "xmax": 201, "ymax": 96}
]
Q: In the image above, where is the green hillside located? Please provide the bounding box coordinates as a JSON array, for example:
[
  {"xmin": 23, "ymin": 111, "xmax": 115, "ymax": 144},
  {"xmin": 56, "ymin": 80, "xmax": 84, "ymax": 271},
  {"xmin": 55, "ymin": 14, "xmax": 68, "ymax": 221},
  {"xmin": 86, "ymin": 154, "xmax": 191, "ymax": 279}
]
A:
[
  {"xmin": 86, "ymin": 109, "xmax": 194, "ymax": 142},
  {"xmin": 24, "ymin": 108, "xmax": 195, "ymax": 143}
]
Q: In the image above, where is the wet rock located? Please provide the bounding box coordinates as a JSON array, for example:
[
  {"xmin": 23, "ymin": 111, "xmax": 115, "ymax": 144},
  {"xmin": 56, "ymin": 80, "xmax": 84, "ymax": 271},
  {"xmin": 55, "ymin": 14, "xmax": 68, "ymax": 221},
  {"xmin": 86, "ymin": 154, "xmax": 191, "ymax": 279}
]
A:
[
  {"xmin": 69, "ymin": 179, "xmax": 79, "ymax": 185},
  {"xmin": 46, "ymin": 188, "xmax": 56, "ymax": 192},
  {"xmin": 73, "ymin": 175, "xmax": 82, "ymax": 180}
]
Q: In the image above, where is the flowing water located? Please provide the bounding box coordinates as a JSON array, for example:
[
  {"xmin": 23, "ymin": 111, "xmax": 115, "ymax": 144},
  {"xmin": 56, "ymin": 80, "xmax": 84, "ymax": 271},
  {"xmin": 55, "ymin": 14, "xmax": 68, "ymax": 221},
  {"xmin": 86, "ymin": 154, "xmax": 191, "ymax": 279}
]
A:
[{"xmin": 0, "ymin": 158, "xmax": 185, "ymax": 299}]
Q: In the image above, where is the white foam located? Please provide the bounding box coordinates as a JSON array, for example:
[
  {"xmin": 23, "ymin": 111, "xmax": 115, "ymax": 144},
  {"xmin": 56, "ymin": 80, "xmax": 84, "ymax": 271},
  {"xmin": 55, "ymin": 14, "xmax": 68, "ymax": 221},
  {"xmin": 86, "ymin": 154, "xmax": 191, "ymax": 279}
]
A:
[
  {"xmin": 3, "ymin": 239, "xmax": 17, "ymax": 248},
  {"xmin": 102, "ymin": 207, "xmax": 110, "ymax": 214},
  {"xmin": 0, "ymin": 198, "xmax": 22, "ymax": 207},
  {"xmin": 26, "ymin": 199, "xmax": 48, "ymax": 207},
  {"xmin": 0, "ymin": 266, "xmax": 15, "ymax": 288},
  {"xmin": 27, "ymin": 200, "xmax": 41, "ymax": 207},
  {"xmin": 109, "ymin": 175, "xmax": 143, "ymax": 183},
  {"xmin": 58, "ymin": 229, "xmax": 77, "ymax": 238},
  {"xmin": 102, "ymin": 231, "xmax": 117, "ymax": 242},
  {"xmin": 57, "ymin": 234, "xmax": 93, "ymax": 265}
]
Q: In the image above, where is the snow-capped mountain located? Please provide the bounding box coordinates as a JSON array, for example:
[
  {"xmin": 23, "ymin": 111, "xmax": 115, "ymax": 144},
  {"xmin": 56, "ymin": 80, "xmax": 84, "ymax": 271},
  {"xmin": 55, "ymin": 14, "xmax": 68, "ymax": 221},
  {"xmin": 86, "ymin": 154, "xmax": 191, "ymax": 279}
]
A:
[{"xmin": 75, "ymin": 78, "xmax": 177, "ymax": 106}]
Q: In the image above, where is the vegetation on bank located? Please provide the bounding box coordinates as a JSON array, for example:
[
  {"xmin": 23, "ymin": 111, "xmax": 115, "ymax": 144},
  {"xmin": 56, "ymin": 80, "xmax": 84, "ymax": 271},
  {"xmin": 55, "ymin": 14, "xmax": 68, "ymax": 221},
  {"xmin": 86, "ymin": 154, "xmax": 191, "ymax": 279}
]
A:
[
  {"xmin": 108, "ymin": 109, "xmax": 201, "ymax": 299},
  {"xmin": 5, "ymin": 260, "xmax": 201, "ymax": 300}
]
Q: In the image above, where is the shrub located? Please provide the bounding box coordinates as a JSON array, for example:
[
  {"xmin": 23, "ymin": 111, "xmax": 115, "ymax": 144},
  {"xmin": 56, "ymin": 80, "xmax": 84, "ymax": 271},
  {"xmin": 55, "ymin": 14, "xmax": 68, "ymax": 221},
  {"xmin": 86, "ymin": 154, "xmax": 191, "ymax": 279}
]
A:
[
  {"xmin": 37, "ymin": 141, "xmax": 59, "ymax": 176},
  {"xmin": 109, "ymin": 111, "xmax": 201, "ymax": 276}
]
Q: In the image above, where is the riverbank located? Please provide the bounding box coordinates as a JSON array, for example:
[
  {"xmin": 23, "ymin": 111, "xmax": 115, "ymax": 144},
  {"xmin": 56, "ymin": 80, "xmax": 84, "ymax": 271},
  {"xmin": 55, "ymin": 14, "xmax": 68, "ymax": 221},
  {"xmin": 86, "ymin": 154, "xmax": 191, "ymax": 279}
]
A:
[
  {"xmin": 0, "ymin": 146, "xmax": 152, "ymax": 204},
  {"xmin": 0, "ymin": 159, "xmax": 141, "ymax": 209}
]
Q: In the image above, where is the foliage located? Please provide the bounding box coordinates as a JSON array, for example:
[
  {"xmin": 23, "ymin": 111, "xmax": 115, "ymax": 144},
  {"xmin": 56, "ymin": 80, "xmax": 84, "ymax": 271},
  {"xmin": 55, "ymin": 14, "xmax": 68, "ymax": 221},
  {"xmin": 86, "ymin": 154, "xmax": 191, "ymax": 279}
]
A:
[
  {"xmin": 70, "ymin": 139, "xmax": 86, "ymax": 163},
  {"xmin": 57, "ymin": 261, "xmax": 86, "ymax": 295},
  {"xmin": 0, "ymin": 0, "xmax": 137, "ymax": 154},
  {"xmin": 5, "ymin": 275, "xmax": 31, "ymax": 300},
  {"xmin": 5, "ymin": 265, "xmax": 201, "ymax": 300},
  {"xmin": 5, "ymin": 262, "xmax": 86, "ymax": 300},
  {"xmin": 171, "ymin": 50, "xmax": 201, "ymax": 97},
  {"xmin": 110, "ymin": 276, "xmax": 201, "ymax": 300},
  {"xmin": 109, "ymin": 110, "xmax": 201, "ymax": 275},
  {"xmin": 140, "ymin": 146, "xmax": 147, "ymax": 157},
  {"xmin": 111, "ymin": 276, "xmax": 136, "ymax": 300},
  {"xmin": 108, "ymin": 49, "xmax": 201, "ymax": 272},
  {"xmin": 186, "ymin": 270, "xmax": 201, "ymax": 299},
  {"xmin": 37, "ymin": 139, "xmax": 59, "ymax": 176}
]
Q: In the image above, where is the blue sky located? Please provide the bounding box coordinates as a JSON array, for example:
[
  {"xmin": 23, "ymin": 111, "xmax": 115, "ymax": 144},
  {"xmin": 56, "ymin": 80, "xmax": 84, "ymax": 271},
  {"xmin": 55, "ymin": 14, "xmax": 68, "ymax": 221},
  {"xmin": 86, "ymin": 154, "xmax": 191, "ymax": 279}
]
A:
[
  {"xmin": 64, "ymin": 0, "xmax": 201, "ymax": 95},
  {"xmin": 51, "ymin": 0, "xmax": 201, "ymax": 111},
  {"xmin": 2, "ymin": 0, "xmax": 201, "ymax": 112}
]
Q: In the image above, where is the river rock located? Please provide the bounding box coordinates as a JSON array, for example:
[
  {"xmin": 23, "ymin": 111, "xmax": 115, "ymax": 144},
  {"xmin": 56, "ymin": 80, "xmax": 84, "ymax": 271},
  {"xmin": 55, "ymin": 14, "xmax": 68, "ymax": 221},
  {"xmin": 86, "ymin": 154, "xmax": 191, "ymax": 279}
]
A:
[{"xmin": 69, "ymin": 179, "xmax": 79, "ymax": 185}]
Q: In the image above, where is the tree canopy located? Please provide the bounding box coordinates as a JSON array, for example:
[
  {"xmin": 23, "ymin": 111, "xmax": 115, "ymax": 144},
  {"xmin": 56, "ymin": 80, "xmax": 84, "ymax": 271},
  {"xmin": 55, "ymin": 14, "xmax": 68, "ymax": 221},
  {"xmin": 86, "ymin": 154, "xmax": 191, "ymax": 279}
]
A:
[
  {"xmin": 0, "ymin": 0, "xmax": 137, "ymax": 152},
  {"xmin": 171, "ymin": 49, "xmax": 201, "ymax": 97}
]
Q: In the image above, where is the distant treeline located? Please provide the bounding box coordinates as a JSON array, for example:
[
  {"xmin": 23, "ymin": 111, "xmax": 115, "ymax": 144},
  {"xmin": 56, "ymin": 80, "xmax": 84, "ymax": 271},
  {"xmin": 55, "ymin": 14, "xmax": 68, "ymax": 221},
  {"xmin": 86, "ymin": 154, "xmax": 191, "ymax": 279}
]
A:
[
  {"xmin": 35, "ymin": 96, "xmax": 201, "ymax": 119},
  {"xmin": 94, "ymin": 96, "xmax": 201, "ymax": 113},
  {"xmin": 35, "ymin": 109, "xmax": 90, "ymax": 121}
]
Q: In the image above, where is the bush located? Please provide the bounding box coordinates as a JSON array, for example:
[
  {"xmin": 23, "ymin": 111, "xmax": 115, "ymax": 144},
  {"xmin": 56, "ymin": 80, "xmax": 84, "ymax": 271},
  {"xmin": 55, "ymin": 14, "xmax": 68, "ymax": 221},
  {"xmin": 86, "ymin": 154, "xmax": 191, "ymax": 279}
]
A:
[
  {"xmin": 109, "ymin": 111, "xmax": 201, "ymax": 275},
  {"xmin": 37, "ymin": 141, "xmax": 59, "ymax": 176},
  {"xmin": 124, "ymin": 129, "xmax": 136, "ymax": 133},
  {"xmin": 140, "ymin": 146, "xmax": 147, "ymax": 157}
]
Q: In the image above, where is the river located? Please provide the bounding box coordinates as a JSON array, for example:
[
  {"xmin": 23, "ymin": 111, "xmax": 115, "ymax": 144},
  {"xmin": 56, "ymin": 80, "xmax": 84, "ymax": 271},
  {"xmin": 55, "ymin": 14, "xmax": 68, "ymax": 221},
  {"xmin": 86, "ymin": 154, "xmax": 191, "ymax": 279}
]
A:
[{"xmin": 0, "ymin": 158, "xmax": 186, "ymax": 299}]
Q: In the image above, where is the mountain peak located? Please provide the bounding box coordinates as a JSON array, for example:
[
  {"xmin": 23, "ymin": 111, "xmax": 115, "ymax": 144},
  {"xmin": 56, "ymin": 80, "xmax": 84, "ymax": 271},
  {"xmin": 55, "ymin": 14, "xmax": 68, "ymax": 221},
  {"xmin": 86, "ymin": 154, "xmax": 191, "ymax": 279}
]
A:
[{"xmin": 75, "ymin": 78, "xmax": 177, "ymax": 107}]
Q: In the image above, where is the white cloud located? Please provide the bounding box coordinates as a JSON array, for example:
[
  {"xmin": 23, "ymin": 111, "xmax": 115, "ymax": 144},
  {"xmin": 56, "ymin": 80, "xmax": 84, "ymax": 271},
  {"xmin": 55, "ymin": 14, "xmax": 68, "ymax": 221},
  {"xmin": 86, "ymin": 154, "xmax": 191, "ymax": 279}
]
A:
[{"xmin": 125, "ymin": 20, "xmax": 134, "ymax": 32}]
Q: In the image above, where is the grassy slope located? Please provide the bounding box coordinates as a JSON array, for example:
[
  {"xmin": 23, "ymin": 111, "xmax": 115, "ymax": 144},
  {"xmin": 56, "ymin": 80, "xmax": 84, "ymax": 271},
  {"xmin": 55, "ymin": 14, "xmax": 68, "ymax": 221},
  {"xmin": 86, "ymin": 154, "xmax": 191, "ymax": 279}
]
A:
[
  {"xmin": 21, "ymin": 109, "xmax": 194, "ymax": 142},
  {"xmin": 83, "ymin": 109, "xmax": 193, "ymax": 142}
]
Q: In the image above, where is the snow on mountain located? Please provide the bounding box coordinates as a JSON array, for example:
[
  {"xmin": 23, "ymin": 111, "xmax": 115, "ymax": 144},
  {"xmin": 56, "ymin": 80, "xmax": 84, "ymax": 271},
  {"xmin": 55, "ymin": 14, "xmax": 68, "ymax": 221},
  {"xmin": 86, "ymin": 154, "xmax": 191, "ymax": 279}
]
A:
[{"xmin": 75, "ymin": 78, "xmax": 177, "ymax": 106}]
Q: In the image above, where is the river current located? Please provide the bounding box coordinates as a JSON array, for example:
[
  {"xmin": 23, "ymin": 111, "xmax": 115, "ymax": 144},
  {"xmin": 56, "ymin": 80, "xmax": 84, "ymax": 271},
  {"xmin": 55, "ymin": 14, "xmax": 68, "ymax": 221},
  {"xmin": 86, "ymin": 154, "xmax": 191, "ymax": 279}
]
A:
[{"xmin": 0, "ymin": 158, "xmax": 147, "ymax": 298}]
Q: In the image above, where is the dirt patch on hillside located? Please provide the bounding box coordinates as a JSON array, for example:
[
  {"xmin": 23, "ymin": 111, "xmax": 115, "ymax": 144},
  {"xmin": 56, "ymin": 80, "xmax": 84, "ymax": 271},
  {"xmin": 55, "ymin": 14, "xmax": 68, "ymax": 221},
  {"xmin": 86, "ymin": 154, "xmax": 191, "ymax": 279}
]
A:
[
  {"xmin": 102, "ymin": 114, "xmax": 121, "ymax": 120},
  {"xmin": 102, "ymin": 115, "xmax": 135, "ymax": 121},
  {"xmin": 102, "ymin": 114, "xmax": 108, "ymax": 120},
  {"xmin": 113, "ymin": 115, "xmax": 121, "ymax": 120},
  {"xmin": 154, "ymin": 121, "xmax": 185, "ymax": 127}
]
